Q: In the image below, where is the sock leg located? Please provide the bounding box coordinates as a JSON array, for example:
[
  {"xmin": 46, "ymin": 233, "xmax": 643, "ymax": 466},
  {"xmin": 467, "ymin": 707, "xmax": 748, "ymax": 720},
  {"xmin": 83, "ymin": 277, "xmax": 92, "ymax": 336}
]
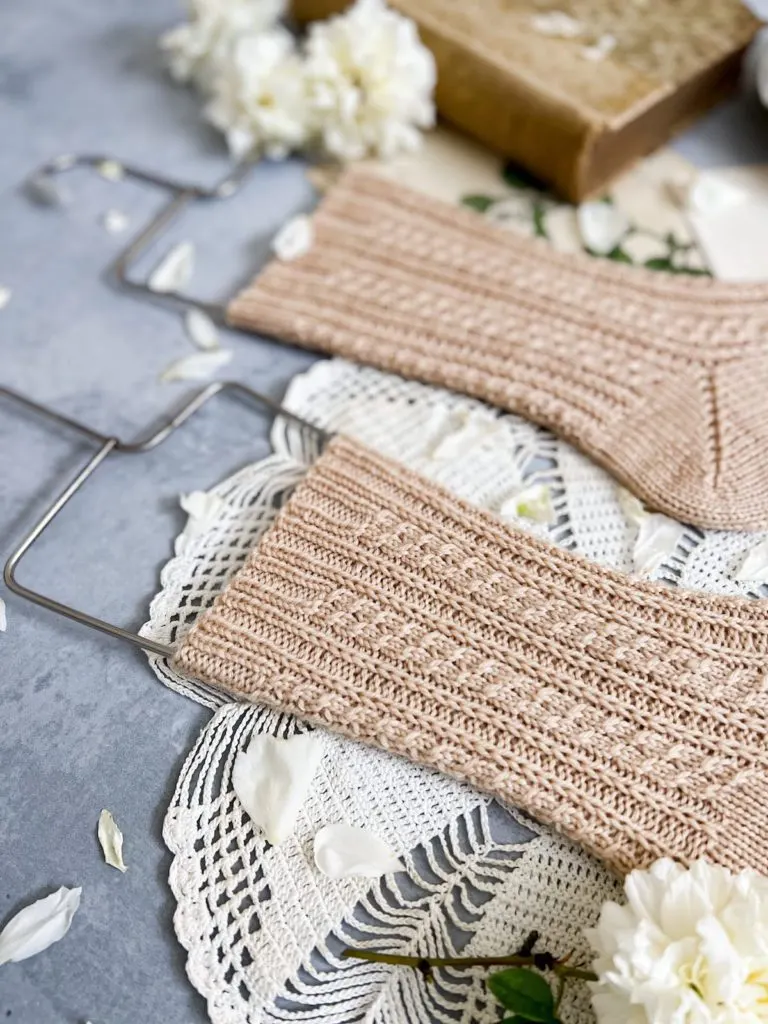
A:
[
  {"xmin": 176, "ymin": 436, "xmax": 768, "ymax": 875},
  {"xmin": 227, "ymin": 169, "xmax": 768, "ymax": 531}
]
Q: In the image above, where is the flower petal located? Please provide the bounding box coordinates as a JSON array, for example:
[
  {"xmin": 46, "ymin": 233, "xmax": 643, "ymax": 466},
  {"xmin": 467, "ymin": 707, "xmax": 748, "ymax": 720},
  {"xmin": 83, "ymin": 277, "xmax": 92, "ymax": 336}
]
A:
[
  {"xmin": 616, "ymin": 486, "xmax": 647, "ymax": 528},
  {"xmin": 271, "ymin": 214, "xmax": 314, "ymax": 262},
  {"xmin": 184, "ymin": 308, "xmax": 220, "ymax": 351},
  {"xmin": 686, "ymin": 176, "xmax": 745, "ymax": 216},
  {"xmin": 97, "ymin": 159, "xmax": 125, "ymax": 182},
  {"xmin": 632, "ymin": 513, "xmax": 684, "ymax": 576},
  {"xmin": 734, "ymin": 538, "xmax": 768, "ymax": 583},
  {"xmin": 313, "ymin": 823, "xmax": 403, "ymax": 879},
  {"xmin": 499, "ymin": 482, "xmax": 556, "ymax": 524},
  {"xmin": 577, "ymin": 201, "xmax": 630, "ymax": 255},
  {"xmin": 232, "ymin": 731, "xmax": 325, "ymax": 845},
  {"xmin": 179, "ymin": 490, "xmax": 227, "ymax": 541},
  {"xmin": 97, "ymin": 809, "xmax": 127, "ymax": 873},
  {"xmin": 102, "ymin": 209, "xmax": 129, "ymax": 234},
  {"xmin": 160, "ymin": 349, "xmax": 232, "ymax": 383},
  {"xmin": 0, "ymin": 887, "xmax": 81, "ymax": 965},
  {"xmin": 148, "ymin": 242, "xmax": 195, "ymax": 294}
]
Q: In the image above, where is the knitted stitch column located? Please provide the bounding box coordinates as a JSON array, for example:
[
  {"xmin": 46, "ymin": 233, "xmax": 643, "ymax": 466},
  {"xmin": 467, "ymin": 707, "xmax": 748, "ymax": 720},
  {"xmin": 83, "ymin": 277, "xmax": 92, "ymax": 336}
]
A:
[
  {"xmin": 175, "ymin": 436, "xmax": 768, "ymax": 876},
  {"xmin": 227, "ymin": 168, "xmax": 768, "ymax": 532}
]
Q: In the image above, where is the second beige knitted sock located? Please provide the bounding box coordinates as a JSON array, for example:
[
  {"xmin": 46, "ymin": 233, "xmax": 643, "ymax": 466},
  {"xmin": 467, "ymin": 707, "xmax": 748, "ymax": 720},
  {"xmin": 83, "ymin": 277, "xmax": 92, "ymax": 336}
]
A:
[
  {"xmin": 175, "ymin": 435, "xmax": 768, "ymax": 876},
  {"xmin": 227, "ymin": 168, "xmax": 768, "ymax": 532}
]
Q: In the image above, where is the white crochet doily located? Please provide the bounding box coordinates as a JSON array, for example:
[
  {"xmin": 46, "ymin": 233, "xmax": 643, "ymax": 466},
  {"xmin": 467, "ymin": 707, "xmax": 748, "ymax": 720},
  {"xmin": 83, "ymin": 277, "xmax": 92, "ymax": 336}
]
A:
[{"xmin": 143, "ymin": 358, "xmax": 766, "ymax": 1024}]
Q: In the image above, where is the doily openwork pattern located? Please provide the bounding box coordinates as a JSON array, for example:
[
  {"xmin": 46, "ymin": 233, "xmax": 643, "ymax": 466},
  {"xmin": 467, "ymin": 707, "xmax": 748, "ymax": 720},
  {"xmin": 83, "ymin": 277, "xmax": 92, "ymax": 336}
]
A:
[{"xmin": 143, "ymin": 359, "xmax": 766, "ymax": 1024}]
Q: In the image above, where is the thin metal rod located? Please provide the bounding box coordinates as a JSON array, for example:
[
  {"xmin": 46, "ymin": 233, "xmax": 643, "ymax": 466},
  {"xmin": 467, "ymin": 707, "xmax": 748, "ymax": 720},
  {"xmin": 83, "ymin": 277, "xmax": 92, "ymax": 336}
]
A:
[
  {"xmin": 2, "ymin": 381, "xmax": 330, "ymax": 657},
  {"xmin": 3, "ymin": 440, "xmax": 174, "ymax": 658},
  {"xmin": 0, "ymin": 385, "xmax": 113, "ymax": 446},
  {"xmin": 29, "ymin": 152, "xmax": 254, "ymax": 319}
]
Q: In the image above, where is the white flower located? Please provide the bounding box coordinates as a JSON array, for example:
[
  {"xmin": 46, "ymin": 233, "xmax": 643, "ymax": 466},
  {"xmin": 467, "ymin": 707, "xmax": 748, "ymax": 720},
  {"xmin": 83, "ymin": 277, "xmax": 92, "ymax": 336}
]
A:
[
  {"xmin": 160, "ymin": 0, "xmax": 286, "ymax": 90},
  {"xmin": 577, "ymin": 201, "xmax": 629, "ymax": 255},
  {"xmin": 205, "ymin": 29, "xmax": 309, "ymax": 160},
  {"xmin": 303, "ymin": 0, "xmax": 436, "ymax": 161},
  {"xmin": 587, "ymin": 858, "xmax": 768, "ymax": 1024}
]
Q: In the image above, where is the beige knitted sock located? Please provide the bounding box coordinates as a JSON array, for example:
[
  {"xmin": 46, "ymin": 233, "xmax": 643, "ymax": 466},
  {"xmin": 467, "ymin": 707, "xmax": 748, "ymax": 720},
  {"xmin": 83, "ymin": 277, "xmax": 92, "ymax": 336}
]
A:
[
  {"xmin": 227, "ymin": 168, "xmax": 768, "ymax": 532},
  {"xmin": 175, "ymin": 435, "xmax": 768, "ymax": 876}
]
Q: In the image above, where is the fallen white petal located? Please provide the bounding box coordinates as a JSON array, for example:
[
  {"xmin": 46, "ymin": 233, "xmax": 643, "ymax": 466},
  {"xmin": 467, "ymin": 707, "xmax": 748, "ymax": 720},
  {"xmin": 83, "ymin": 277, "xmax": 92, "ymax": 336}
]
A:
[
  {"xmin": 0, "ymin": 597, "xmax": 6, "ymax": 632},
  {"xmin": 0, "ymin": 887, "xmax": 81, "ymax": 965},
  {"xmin": 97, "ymin": 159, "xmax": 125, "ymax": 182},
  {"xmin": 734, "ymin": 539, "xmax": 768, "ymax": 583},
  {"xmin": 530, "ymin": 11, "xmax": 582, "ymax": 36},
  {"xmin": 232, "ymin": 731, "xmax": 325, "ymax": 845},
  {"xmin": 148, "ymin": 241, "xmax": 195, "ymax": 294},
  {"xmin": 499, "ymin": 482, "xmax": 556, "ymax": 524},
  {"xmin": 686, "ymin": 176, "xmax": 746, "ymax": 216},
  {"xmin": 633, "ymin": 513, "xmax": 685, "ymax": 575},
  {"xmin": 271, "ymin": 214, "xmax": 314, "ymax": 262},
  {"xmin": 184, "ymin": 308, "xmax": 220, "ymax": 351},
  {"xmin": 160, "ymin": 348, "xmax": 232, "ymax": 383},
  {"xmin": 179, "ymin": 490, "xmax": 227, "ymax": 540},
  {"xmin": 616, "ymin": 485, "xmax": 648, "ymax": 528},
  {"xmin": 26, "ymin": 173, "xmax": 69, "ymax": 207},
  {"xmin": 313, "ymin": 823, "xmax": 403, "ymax": 879},
  {"xmin": 577, "ymin": 201, "xmax": 630, "ymax": 255},
  {"xmin": 430, "ymin": 411, "xmax": 506, "ymax": 460},
  {"xmin": 102, "ymin": 209, "xmax": 129, "ymax": 234},
  {"xmin": 97, "ymin": 809, "xmax": 127, "ymax": 873},
  {"xmin": 0, "ymin": 287, "xmax": 11, "ymax": 310},
  {"xmin": 582, "ymin": 33, "xmax": 616, "ymax": 61}
]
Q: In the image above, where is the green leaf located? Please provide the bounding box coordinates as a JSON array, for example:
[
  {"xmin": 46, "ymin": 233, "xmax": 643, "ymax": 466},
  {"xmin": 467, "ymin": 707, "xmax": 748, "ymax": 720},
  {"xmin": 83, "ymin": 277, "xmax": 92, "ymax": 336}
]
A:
[
  {"xmin": 644, "ymin": 256, "xmax": 673, "ymax": 271},
  {"xmin": 488, "ymin": 968, "xmax": 557, "ymax": 1021},
  {"xmin": 673, "ymin": 266, "xmax": 710, "ymax": 277},
  {"xmin": 461, "ymin": 194, "xmax": 495, "ymax": 213},
  {"xmin": 501, "ymin": 1018, "xmax": 563, "ymax": 1024},
  {"xmin": 605, "ymin": 246, "xmax": 632, "ymax": 263},
  {"xmin": 532, "ymin": 202, "xmax": 547, "ymax": 238}
]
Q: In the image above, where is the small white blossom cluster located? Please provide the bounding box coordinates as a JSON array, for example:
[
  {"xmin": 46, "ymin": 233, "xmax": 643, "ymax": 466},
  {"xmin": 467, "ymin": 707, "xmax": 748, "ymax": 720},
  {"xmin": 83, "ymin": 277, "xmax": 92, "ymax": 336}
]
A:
[
  {"xmin": 161, "ymin": 0, "xmax": 436, "ymax": 162},
  {"xmin": 587, "ymin": 858, "xmax": 768, "ymax": 1024}
]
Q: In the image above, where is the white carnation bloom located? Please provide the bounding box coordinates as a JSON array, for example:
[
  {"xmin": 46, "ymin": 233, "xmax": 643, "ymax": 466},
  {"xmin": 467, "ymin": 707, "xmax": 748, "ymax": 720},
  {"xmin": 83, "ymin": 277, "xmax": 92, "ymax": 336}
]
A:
[
  {"xmin": 204, "ymin": 28, "xmax": 309, "ymax": 159},
  {"xmin": 587, "ymin": 859, "xmax": 768, "ymax": 1024},
  {"xmin": 160, "ymin": 0, "xmax": 286, "ymax": 90},
  {"xmin": 303, "ymin": 0, "xmax": 436, "ymax": 161}
]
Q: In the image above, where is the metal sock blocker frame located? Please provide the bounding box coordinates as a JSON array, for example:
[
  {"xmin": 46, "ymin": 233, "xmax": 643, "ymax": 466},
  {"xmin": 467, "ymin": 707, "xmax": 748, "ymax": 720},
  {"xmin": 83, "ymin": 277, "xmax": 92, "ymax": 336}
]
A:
[
  {"xmin": 2, "ymin": 380, "xmax": 329, "ymax": 658},
  {"xmin": 3, "ymin": 154, "xmax": 332, "ymax": 656}
]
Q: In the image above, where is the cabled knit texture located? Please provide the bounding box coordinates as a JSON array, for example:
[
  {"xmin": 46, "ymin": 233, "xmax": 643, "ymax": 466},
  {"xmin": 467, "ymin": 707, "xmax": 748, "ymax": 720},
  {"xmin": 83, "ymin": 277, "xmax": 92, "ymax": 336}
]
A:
[
  {"xmin": 175, "ymin": 435, "xmax": 768, "ymax": 876},
  {"xmin": 227, "ymin": 167, "xmax": 768, "ymax": 532}
]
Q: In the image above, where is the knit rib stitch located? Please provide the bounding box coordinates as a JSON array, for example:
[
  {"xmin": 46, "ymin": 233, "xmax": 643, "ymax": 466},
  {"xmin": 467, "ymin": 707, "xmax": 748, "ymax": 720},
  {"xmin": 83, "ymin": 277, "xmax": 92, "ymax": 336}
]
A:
[
  {"xmin": 175, "ymin": 435, "xmax": 768, "ymax": 876},
  {"xmin": 227, "ymin": 168, "xmax": 768, "ymax": 531}
]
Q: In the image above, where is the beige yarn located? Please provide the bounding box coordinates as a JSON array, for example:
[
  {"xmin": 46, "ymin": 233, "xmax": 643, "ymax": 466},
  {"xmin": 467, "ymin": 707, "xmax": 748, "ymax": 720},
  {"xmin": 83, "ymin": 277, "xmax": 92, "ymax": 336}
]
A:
[
  {"xmin": 227, "ymin": 168, "xmax": 768, "ymax": 532},
  {"xmin": 175, "ymin": 435, "xmax": 768, "ymax": 876}
]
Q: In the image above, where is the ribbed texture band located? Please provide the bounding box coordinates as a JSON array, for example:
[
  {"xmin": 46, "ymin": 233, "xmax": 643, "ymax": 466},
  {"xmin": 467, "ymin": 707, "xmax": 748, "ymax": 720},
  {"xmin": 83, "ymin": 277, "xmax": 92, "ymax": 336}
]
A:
[
  {"xmin": 175, "ymin": 436, "xmax": 768, "ymax": 875},
  {"xmin": 227, "ymin": 168, "xmax": 768, "ymax": 532}
]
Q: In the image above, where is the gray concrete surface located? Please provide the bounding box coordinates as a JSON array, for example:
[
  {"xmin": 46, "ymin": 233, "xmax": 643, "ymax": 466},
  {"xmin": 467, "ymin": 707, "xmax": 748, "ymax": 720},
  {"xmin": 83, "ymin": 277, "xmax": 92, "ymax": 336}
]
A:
[{"xmin": 2, "ymin": 1, "xmax": 768, "ymax": 1021}]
